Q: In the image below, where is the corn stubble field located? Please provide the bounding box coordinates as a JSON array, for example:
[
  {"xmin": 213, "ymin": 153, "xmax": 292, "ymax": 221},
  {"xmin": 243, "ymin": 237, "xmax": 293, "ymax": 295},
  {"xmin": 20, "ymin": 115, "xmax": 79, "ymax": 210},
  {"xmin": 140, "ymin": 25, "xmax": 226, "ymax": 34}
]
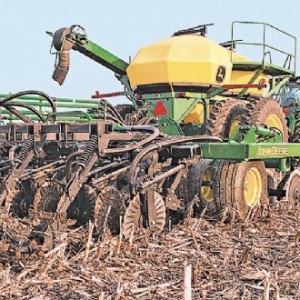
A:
[{"xmin": 0, "ymin": 201, "xmax": 299, "ymax": 300}]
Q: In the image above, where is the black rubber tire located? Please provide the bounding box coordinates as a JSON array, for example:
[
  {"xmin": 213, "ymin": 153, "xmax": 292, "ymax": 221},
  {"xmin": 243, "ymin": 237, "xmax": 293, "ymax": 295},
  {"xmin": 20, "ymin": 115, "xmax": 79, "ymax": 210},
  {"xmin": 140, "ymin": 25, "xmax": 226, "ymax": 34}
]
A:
[
  {"xmin": 10, "ymin": 180, "xmax": 35, "ymax": 218},
  {"xmin": 67, "ymin": 185, "xmax": 97, "ymax": 226},
  {"xmin": 289, "ymin": 112, "xmax": 300, "ymax": 168},
  {"xmin": 94, "ymin": 187, "xmax": 127, "ymax": 236},
  {"xmin": 224, "ymin": 161, "xmax": 236, "ymax": 209},
  {"xmin": 205, "ymin": 99, "xmax": 247, "ymax": 139},
  {"xmin": 285, "ymin": 170, "xmax": 300, "ymax": 208},
  {"xmin": 186, "ymin": 159, "xmax": 217, "ymax": 217},
  {"xmin": 168, "ymin": 159, "xmax": 219, "ymax": 219},
  {"xmin": 243, "ymin": 98, "xmax": 288, "ymax": 142},
  {"xmin": 37, "ymin": 182, "xmax": 62, "ymax": 212},
  {"xmin": 213, "ymin": 160, "xmax": 232, "ymax": 218},
  {"xmin": 290, "ymin": 111, "xmax": 300, "ymax": 142}
]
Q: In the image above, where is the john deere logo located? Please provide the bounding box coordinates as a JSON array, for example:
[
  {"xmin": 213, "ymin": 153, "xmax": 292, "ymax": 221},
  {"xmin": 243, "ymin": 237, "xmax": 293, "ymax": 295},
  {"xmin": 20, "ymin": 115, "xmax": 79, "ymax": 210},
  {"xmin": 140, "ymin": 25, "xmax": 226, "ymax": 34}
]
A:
[{"xmin": 216, "ymin": 65, "xmax": 226, "ymax": 83}]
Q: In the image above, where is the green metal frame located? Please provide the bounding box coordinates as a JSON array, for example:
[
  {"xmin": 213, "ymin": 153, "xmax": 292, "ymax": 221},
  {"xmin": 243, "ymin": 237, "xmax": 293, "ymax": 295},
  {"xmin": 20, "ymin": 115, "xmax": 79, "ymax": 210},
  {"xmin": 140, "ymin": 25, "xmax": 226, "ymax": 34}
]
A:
[
  {"xmin": 142, "ymin": 91, "xmax": 212, "ymax": 135},
  {"xmin": 0, "ymin": 93, "xmax": 101, "ymax": 123},
  {"xmin": 231, "ymin": 21, "xmax": 296, "ymax": 74},
  {"xmin": 199, "ymin": 125, "xmax": 294, "ymax": 172},
  {"xmin": 47, "ymin": 22, "xmax": 298, "ymax": 130},
  {"xmin": 45, "ymin": 111, "xmax": 93, "ymax": 122},
  {"xmin": 41, "ymin": 22, "xmax": 300, "ymax": 175},
  {"xmin": 144, "ymin": 92, "xmax": 206, "ymax": 122},
  {"xmin": 231, "ymin": 21, "xmax": 296, "ymax": 98},
  {"xmin": 48, "ymin": 27, "xmax": 138, "ymax": 109},
  {"xmin": 140, "ymin": 22, "xmax": 298, "ymax": 135},
  {"xmin": 48, "ymin": 28, "xmax": 128, "ymax": 76}
]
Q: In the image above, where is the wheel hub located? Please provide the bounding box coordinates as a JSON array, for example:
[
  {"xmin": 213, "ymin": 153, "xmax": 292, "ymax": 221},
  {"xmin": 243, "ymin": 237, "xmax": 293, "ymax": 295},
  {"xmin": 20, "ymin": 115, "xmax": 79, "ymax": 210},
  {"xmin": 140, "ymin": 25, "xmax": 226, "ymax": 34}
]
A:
[
  {"xmin": 201, "ymin": 165, "xmax": 213, "ymax": 203},
  {"xmin": 243, "ymin": 166, "xmax": 262, "ymax": 208},
  {"xmin": 229, "ymin": 117, "xmax": 241, "ymax": 138},
  {"xmin": 265, "ymin": 114, "xmax": 284, "ymax": 135}
]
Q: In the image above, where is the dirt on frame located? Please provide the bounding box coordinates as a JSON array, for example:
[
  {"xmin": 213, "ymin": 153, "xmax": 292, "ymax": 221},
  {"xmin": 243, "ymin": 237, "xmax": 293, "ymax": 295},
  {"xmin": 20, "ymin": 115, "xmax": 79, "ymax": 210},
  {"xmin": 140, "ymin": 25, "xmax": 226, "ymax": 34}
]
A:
[{"xmin": 0, "ymin": 203, "xmax": 299, "ymax": 300}]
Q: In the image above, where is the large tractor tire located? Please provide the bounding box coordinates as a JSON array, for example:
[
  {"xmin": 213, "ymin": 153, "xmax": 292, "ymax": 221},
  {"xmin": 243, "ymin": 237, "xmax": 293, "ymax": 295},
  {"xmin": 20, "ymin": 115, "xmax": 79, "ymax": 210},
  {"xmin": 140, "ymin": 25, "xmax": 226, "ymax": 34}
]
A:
[
  {"xmin": 242, "ymin": 97, "xmax": 289, "ymax": 204},
  {"xmin": 206, "ymin": 99, "xmax": 247, "ymax": 139},
  {"xmin": 231, "ymin": 161, "xmax": 268, "ymax": 220},
  {"xmin": 214, "ymin": 160, "xmax": 268, "ymax": 220},
  {"xmin": 213, "ymin": 160, "xmax": 233, "ymax": 212},
  {"xmin": 243, "ymin": 98, "xmax": 288, "ymax": 142},
  {"xmin": 290, "ymin": 111, "xmax": 300, "ymax": 142},
  {"xmin": 289, "ymin": 111, "xmax": 300, "ymax": 168}
]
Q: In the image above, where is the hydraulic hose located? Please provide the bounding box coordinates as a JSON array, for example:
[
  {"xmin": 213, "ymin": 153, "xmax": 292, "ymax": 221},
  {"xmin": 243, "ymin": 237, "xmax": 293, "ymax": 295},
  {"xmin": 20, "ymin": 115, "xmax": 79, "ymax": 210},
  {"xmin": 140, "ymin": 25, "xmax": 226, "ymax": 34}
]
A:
[
  {"xmin": 3, "ymin": 106, "xmax": 32, "ymax": 123},
  {"xmin": 65, "ymin": 150, "xmax": 84, "ymax": 181},
  {"xmin": 2, "ymin": 102, "xmax": 45, "ymax": 122},
  {"xmin": 129, "ymin": 135, "xmax": 222, "ymax": 187},
  {"xmin": 0, "ymin": 90, "xmax": 57, "ymax": 121}
]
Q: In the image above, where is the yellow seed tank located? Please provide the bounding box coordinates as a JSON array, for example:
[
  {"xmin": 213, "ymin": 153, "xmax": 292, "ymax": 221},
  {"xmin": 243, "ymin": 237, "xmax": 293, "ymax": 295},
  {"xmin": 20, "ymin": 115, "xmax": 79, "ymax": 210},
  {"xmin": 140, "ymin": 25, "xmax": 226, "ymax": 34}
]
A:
[
  {"xmin": 126, "ymin": 35, "xmax": 233, "ymax": 90},
  {"xmin": 127, "ymin": 34, "xmax": 268, "ymax": 97}
]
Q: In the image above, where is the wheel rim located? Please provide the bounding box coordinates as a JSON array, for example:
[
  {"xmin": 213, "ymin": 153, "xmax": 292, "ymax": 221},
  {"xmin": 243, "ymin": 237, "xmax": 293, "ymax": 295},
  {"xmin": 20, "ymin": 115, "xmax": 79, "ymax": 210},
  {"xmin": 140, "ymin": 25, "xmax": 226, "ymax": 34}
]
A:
[
  {"xmin": 265, "ymin": 114, "xmax": 284, "ymax": 134},
  {"xmin": 243, "ymin": 167, "xmax": 262, "ymax": 207},
  {"xmin": 286, "ymin": 170, "xmax": 300, "ymax": 208},
  {"xmin": 201, "ymin": 166, "xmax": 213, "ymax": 202},
  {"xmin": 229, "ymin": 118, "xmax": 241, "ymax": 138}
]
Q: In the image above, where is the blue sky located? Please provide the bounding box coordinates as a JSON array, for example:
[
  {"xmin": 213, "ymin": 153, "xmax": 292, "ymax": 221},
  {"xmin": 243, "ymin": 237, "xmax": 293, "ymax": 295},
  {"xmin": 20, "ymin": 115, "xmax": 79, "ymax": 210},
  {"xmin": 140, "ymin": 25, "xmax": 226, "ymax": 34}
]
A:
[{"xmin": 1, "ymin": 0, "xmax": 300, "ymax": 104}]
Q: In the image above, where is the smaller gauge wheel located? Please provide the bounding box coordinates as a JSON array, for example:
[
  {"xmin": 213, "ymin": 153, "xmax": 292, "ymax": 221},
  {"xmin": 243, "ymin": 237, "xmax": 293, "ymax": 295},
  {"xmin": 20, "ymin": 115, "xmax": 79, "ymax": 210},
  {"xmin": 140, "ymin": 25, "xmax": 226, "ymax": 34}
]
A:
[{"xmin": 285, "ymin": 170, "xmax": 300, "ymax": 209}]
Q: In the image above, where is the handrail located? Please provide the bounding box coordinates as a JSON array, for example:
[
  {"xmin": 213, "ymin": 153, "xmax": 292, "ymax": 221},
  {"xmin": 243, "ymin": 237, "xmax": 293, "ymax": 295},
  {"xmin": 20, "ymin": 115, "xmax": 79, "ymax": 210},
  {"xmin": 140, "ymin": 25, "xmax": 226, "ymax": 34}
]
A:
[{"xmin": 231, "ymin": 21, "xmax": 297, "ymax": 74}]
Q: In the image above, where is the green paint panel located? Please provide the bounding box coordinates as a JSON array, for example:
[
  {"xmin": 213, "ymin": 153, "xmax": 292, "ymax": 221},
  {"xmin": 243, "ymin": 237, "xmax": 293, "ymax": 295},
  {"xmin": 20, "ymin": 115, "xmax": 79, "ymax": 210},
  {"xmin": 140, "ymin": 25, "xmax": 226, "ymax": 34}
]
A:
[
  {"xmin": 0, "ymin": 93, "xmax": 101, "ymax": 104},
  {"xmin": 76, "ymin": 40, "xmax": 128, "ymax": 75},
  {"xmin": 233, "ymin": 61, "xmax": 295, "ymax": 76},
  {"xmin": 200, "ymin": 143, "xmax": 249, "ymax": 160},
  {"xmin": 145, "ymin": 96, "xmax": 202, "ymax": 123},
  {"xmin": 159, "ymin": 116, "xmax": 183, "ymax": 135},
  {"xmin": 173, "ymin": 98, "xmax": 200, "ymax": 122},
  {"xmin": 200, "ymin": 142, "xmax": 300, "ymax": 160}
]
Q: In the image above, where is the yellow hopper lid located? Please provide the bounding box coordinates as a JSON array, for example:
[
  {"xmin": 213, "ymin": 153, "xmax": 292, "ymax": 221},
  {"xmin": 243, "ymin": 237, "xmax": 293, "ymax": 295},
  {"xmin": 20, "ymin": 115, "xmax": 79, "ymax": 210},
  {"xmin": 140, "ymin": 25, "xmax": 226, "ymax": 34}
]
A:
[{"xmin": 127, "ymin": 34, "xmax": 233, "ymax": 91}]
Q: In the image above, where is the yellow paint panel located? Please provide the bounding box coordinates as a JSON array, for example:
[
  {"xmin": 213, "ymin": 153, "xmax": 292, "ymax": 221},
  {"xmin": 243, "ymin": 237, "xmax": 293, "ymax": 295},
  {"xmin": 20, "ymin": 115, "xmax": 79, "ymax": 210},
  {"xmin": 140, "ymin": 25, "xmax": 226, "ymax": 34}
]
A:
[
  {"xmin": 231, "ymin": 51, "xmax": 249, "ymax": 62},
  {"xmin": 229, "ymin": 51, "xmax": 269, "ymax": 95},
  {"xmin": 230, "ymin": 71, "xmax": 269, "ymax": 95},
  {"xmin": 183, "ymin": 103, "xmax": 205, "ymax": 124}
]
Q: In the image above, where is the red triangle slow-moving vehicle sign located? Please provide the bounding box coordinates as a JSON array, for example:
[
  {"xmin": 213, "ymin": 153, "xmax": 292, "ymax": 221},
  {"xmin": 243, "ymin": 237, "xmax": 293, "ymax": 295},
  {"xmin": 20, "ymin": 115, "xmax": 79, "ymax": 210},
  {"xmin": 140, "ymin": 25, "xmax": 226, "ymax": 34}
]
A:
[{"xmin": 153, "ymin": 100, "xmax": 167, "ymax": 116}]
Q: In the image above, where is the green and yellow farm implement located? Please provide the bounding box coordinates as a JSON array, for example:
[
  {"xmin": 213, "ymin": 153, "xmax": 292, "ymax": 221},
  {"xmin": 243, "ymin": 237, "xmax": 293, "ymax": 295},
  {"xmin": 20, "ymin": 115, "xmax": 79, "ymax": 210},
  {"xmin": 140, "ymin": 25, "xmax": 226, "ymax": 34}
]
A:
[{"xmin": 0, "ymin": 21, "xmax": 299, "ymax": 249}]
